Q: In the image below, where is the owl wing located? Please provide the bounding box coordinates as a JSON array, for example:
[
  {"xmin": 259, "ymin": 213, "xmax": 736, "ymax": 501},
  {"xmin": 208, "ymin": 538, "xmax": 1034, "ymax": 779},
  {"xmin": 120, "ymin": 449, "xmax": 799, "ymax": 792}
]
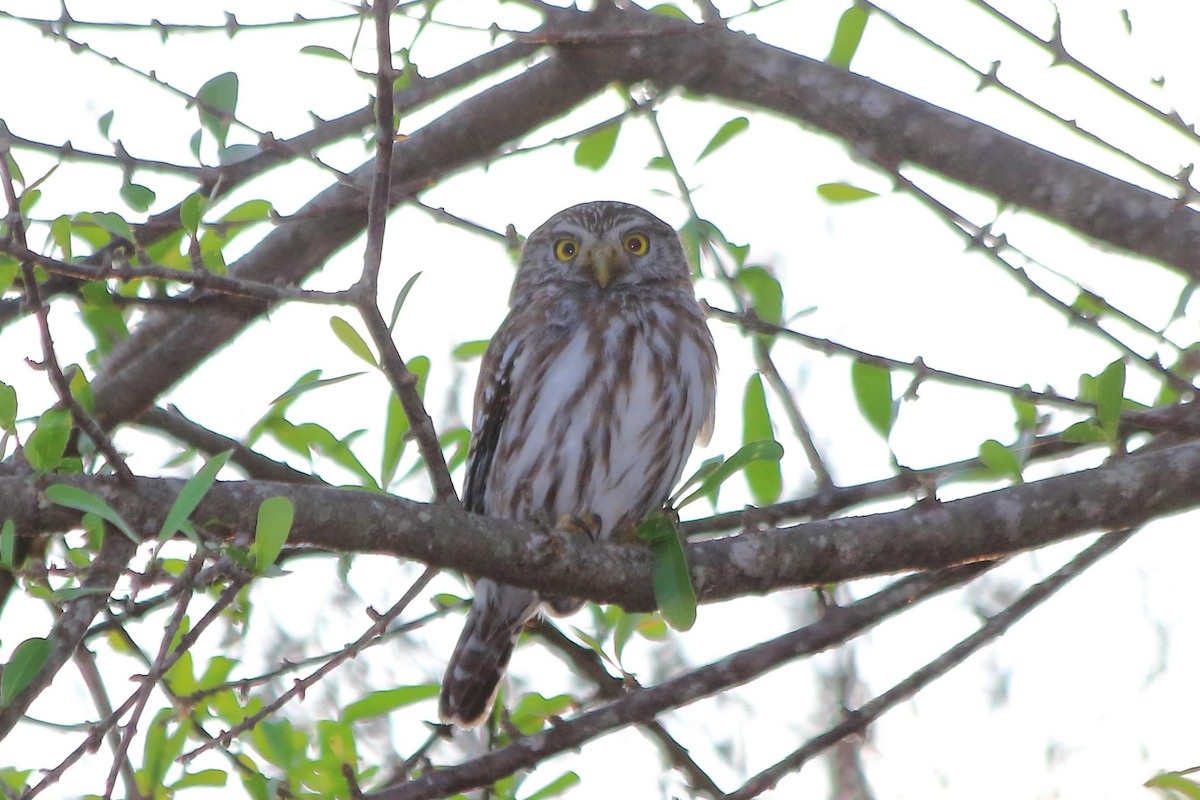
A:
[{"xmin": 462, "ymin": 321, "xmax": 519, "ymax": 515}]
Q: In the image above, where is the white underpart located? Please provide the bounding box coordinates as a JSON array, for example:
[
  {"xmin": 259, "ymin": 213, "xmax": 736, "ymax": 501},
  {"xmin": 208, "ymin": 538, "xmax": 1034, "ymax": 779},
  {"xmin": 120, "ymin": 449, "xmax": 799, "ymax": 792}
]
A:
[{"xmin": 486, "ymin": 307, "xmax": 715, "ymax": 540}]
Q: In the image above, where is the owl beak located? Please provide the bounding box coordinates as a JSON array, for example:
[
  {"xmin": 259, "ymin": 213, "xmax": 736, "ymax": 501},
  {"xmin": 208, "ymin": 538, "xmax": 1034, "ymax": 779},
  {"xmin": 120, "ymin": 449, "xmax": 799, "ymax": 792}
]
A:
[{"xmin": 586, "ymin": 241, "xmax": 623, "ymax": 289}]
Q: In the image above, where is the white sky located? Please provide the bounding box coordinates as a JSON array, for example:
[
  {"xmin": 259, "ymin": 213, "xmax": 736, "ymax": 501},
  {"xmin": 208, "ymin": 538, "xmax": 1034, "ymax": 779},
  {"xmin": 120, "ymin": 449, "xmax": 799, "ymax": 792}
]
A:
[{"xmin": 2, "ymin": 0, "xmax": 1199, "ymax": 798}]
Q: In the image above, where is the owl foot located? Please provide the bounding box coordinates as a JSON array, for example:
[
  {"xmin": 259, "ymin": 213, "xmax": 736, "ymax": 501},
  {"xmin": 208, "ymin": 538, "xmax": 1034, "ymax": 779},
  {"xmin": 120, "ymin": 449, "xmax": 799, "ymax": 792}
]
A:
[{"xmin": 555, "ymin": 512, "xmax": 602, "ymax": 542}]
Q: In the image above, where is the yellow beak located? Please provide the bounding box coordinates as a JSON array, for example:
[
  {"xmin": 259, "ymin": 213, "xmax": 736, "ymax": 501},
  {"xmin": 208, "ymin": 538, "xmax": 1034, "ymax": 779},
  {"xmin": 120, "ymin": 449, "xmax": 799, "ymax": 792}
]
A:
[{"xmin": 587, "ymin": 241, "xmax": 622, "ymax": 289}]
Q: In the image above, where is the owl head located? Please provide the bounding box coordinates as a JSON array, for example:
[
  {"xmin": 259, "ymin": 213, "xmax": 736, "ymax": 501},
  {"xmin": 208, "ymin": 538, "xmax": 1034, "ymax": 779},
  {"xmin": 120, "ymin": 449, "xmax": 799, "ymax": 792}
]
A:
[{"xmin": 511, "ymin": 201, "xmax": 693, "ymax": 304}]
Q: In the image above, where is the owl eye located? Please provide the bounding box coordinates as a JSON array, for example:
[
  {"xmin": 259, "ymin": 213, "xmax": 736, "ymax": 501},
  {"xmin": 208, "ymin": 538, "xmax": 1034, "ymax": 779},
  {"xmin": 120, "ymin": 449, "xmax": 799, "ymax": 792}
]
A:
[
  {"xmin": 554, "ymin": 239, "xmax": 579, "ymax": 261},
  {"xmin": 623, "ymin": 232, "xmax": 650, "ymax": 256}
]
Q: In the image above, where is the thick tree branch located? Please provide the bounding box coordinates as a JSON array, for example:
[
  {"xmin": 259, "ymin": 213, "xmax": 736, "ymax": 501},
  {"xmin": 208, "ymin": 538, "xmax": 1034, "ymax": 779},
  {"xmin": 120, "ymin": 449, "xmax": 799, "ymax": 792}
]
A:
[{"xmin": 4, "ymin": 436, "xmax": 1198, "ymax": 611}]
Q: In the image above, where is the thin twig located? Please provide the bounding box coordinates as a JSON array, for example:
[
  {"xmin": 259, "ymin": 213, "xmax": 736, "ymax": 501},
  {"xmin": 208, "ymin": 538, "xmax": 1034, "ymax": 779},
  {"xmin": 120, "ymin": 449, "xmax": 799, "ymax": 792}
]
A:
[
  {"xmin": 179, "ymin": 566, "xmax": 437, "ymax": 763},
  {"xmin": 724, "ymin": 528, "xmax": 1137, "ymax": 799}
]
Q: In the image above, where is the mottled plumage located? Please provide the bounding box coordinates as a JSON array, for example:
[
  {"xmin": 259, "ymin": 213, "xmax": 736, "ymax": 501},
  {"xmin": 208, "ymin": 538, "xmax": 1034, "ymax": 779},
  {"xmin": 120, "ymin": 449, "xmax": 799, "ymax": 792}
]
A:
[{"xmin": 438, "ymin": 201, "xmax": 717, "ymax": 728}]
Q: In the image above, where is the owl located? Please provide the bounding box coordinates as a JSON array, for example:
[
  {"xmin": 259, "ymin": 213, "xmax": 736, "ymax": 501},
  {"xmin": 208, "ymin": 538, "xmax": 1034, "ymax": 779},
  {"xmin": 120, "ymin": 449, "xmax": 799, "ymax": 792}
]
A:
[{"xmin": 438, "ymin": 201, "xmax": 718, "ymax": 728}]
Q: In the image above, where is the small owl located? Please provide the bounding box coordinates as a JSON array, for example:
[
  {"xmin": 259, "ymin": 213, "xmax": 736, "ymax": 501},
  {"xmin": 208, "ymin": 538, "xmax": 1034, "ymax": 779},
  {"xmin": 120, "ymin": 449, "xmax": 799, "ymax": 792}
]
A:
[{"xmin": 438, "ymin": 201, "xmax": 718, "ymax": 728}]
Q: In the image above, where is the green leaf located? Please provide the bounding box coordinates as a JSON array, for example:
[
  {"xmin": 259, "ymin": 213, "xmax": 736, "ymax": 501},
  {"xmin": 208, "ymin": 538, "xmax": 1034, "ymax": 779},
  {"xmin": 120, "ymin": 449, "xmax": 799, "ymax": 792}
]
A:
[
  {"xmin": 734, "ymin": 266, "xmax": 783, "ymax": 327},
  {"xmin": 638, "ymin": 514, "xmax": 696, "ymax": 631},
  {"xmin": 851, "ymin": 360, "xmax": 894, "ymax": 438},
  {"xmin": 1060, "ymin": 419, "xmax": 1106, "ymax": 444},
  {"xmin": 817, "ymin": 182, "xmax": 879, "ymax": 203},
  {"xmin": 45, "ymin": 484, "xmax": 139, "ymax": 543},
  {"xmin": 1, "ymin": 519, "xmax": 15, "ymax": 569},
  {"xmin": 510, "ymin": 692, "xmax": 575, "ymax": 735},
  {"xmin": 50, "ymin": 215, "xmax": 72, "ymax": 260},
  {"xmin": 253, "ymin": 496, "xmax": 294, "ymax": 572},
  {"xmin": 98, "ymin": 110, "xmax": 114, "ymax": 139},
  {"xmin": 382, "ymin": 393, "xmax": 408, "ymax": 488},
  {"xmin": 0, "ymin": 380, "xmax": 16, "ymax": 431},
  {"xmin": 388, "ymin": 271, "xmax": 423, "ymax": 331},
  {"xmin": 677, "ymin": 440, "xmax": 785, "ymax": 509},
  {"xmin": 120, "ymin": 180, "xmax": 156, "ymax": 213},
  {"xmin": 2, "ymin": 637, "xmax": 51, "ymax": 703},
  {"xmin": 170, "ymin": 769, "xmax": 228, "ymax": 790},
  {"xmin": 68, "ymin": 367, "xmax": 93, "ymax": 414},
  {"xmin": 978, "ymin": 439, "xmax": 1022, "ymax": 483},
  {"xmin": 342, "ymin": 685, "xmax": 438, "ymax": 723},
  {"xmin": 158, "ymin": 450, "xmax": 233, "ymax": 541},
  {"xmin": 217, "ymin": 144, "xmax": 258, "ymax": 166},
  {"xmin": 180, "ymin": 193, "xmax": 207, "ymax": 236},
  {"xmin": 196, "ymin": 72, "xmax": 239, "ymax": 148},
  {"xmin": 300, "ymin": 45, "xmax": 351, "ymax": 62},
  {"xmin": 25, "ymin": 408, "xmax": 71, "ymax": 473},
  {"xmin": 1146, "ymin": 771, "xmax": 1200, "ymax": 799},
  {"xmin": 574, "ymin": 124, "xmax": 620, "ymax": 171},
  {"xmin": 742, "ymin": 375, "xmax": 782, "ymax": 504},
  {"xmin": 330, "ymin": 316, "xmax": 377, "ymax": 367},
  {"xmin": 4, "ymin": 153, "xmax": 24, "ymax": 187},
  {"xmin": 18, "ymin": 188, "xmax": 39, "ymax": 217},
  {"xmin": 0, "ymin": 255, "xmax": 18, "ymax": 294},
  {"xmin": 1096, "ymin": 358, "xmax": 1126, "ymax": 439},
  {"xmin": 649, "ymin": 3, "xmax": 691, "ymax": 20},
  {"xmin": 1013, "ymin": 386, "xmax": 1038, "ymax": 432},
  {"xmin": 90, "ymin": 211, "xmax": 135, "ymax": 244},
  {"xmin": 452, "ymin": 339, "xmax": 490, "ymax": 361},
  {"xmin": 521, "ymin": 771, "xmax": 582, "ymax": 800},
  {"xmin": 827, "ymin": 4, "xmax": 870, "ymax": 68},
  {"xmin": 696, "ymin": 117, "xmax": 749, "ymax": 162}
]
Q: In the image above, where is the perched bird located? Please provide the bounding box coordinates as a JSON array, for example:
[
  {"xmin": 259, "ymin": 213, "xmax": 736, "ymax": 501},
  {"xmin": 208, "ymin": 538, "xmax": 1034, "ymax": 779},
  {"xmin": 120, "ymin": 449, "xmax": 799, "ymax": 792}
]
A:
[{"xmin": 438, "ymin": 201, "xmax": 718, "ymax": 728}]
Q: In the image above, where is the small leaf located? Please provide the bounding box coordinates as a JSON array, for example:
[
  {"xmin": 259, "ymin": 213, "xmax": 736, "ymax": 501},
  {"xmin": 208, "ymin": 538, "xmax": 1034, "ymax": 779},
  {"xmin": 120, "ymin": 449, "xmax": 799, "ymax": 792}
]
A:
[
  {"xmin": 217, "ymin": 144, "xmax": 258, "ymax": 166},
  {"xmin": 120, "ymin": 180, "xmax": 156, "ymax": 213},
  {"xmin": 158, "ymin": 450, "xmax": 233, "ymax": 541},
  {"xmin": 852, "ymin": 360, "xmax": 894, "ymax": 438},
  {"xmin": 1146, "ymin": 771, "xmax": 1200, "ymax": 799},
  {"xmin": 1013, "ymin": 386, "xmax": 1038, "ymax": 432},
  {"xmin": 90, "ymin": 211, "xmax": 135, "ymax": 243},
  {"xmin": 388, "ymin": 271, "xmax": 423, "ymax": 330},
  {"xmin": 45, "ymin": 484, "xmax": 140, "ymax": 543},
  {"xmin": 1, "ymin": 519, "xmax": 14, "ymax": 569},
  {"xmin": 382, "ymin": 393, "xmax": 409, "ymax": 488},
  {"xmin": 521, "ymin": 771, "xmax": 582, "ymax": 800},
  {"xmin": 742, "ymin": 375, "xmax": 781, "ymax": 504},
  {"xmin": 330, "ymin": 317, "xmax": 377, "ymax": 367},
  {"xmin": 170, "ymin": 769, "xmax": 228, "ymax": 790},
  {"xmin": 677, "ymin": 440, "xmax": 785, "ymax": 509},
  {"xmin": 510, "ymin": 692, "xmax": 575, "ymax": 735},
  {"xmin": 734, "ymin": 266, "xmax": 783, "ymax": 327},
  {"xmin": 637, "ymin": 514, "xmax": 696, "ymax": 631},
  {"xmin": 50, "ymin": 215, "xmax": 72, "ymax": 260},
  {"xmin": 342, "ymin": 686, "xmax": 438, "ymax": 723},
  {"xmin": 68, "ymin": 367, "xmax": 93, "ymax": 414},
  {"xmin": 978, "ymin": 439, "xmax": 1022, "ymax": 483},
  {"xmin": 24, "ymin": 408, "xmax": 71, "ymax": 473},
  {"xmin": 98, "ymin": 110, "xmax": 114, "ymax": 139},
  {"xmin": 649, "ymin": 3, "xmax": 691, "ymax": 20},
  {"xmin": 180, "ymin": 192, "xmax": 207, "ymax": 236},
  {"xmin": 0, "ymin": 380, "xmax": 16, "ymax": 431},
  {"xmin": 300, "ymin": 45, "xmax": 351, "ymax": 62},
  {"xmin": 253, "ymin": 496, "xmax": 294, "ymax": 572},
  {"xmin": 1060, "ymin": 419, "xmax": 1106, "ymax": 444},
  {"xmin": 827, "ymin": 4, "xmax": 870, "ymax": 68},
  {"xmin": 2, "ymin": 637, "xmax": 51, "ymax": 703},
  {"xmin": 1096, "ymin": 358, "xmax": 1126, "ymax": 439},
  {"xmin": 0, "ymin": 255, "xmax": 18, "ymax": 294},
  {"xmin": 817, "ymin": 182, "xmax": 879, "ymax": 203},
  {"xmin": 451, "ymin": 340, "xmax": 490, "ymax": 361},
  {"xmin": 669, "ymin": 455, "xmax": 723, "ymax": 506},
  {"xmin": 196, "ymin": 72, "xmax": 239, "ymax": 148},
  {"xmin": 574, "ymin": 124, "xmax": 620, "ymax": 170},
  {"xmin": 696, "ymin": 117, "xmax": 749, "ymax": 162}
]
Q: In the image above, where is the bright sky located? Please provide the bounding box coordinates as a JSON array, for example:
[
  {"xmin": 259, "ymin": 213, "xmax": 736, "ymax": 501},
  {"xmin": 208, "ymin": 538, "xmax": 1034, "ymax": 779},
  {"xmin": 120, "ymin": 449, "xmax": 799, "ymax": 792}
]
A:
[{"xmin": 2, "ymin": 1, "xmax": 1198, "ymax": 798}]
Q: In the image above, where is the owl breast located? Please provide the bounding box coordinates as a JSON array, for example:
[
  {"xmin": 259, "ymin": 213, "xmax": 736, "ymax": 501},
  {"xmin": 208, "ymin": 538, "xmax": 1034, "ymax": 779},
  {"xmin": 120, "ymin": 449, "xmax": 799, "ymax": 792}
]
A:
[{"xmin": 482, "ymin": 296, "xmax": 716, "ymax": 540}]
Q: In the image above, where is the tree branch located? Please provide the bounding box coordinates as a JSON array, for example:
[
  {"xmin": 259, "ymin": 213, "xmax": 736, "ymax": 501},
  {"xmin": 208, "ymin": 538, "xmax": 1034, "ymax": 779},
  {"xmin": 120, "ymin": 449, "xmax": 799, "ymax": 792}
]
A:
[
  {"xmin": 370, "ymin": 562, "xmax": 993, "ymax": 800},
  {"xmin": 5, "ymin": 435, "xmax": 1198, "ymax": 610}
]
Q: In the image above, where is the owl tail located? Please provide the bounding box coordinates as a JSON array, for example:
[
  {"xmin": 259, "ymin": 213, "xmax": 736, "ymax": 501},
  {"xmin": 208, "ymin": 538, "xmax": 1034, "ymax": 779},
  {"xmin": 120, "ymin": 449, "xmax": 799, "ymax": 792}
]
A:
[{"xmin": 439, "ymin": 580, "xmax": 539, "ymax": 728}]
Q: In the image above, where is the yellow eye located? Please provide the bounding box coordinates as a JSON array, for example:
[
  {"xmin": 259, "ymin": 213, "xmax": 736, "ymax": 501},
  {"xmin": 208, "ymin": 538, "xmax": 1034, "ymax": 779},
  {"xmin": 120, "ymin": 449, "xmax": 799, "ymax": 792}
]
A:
[
  {"xmin": 554, "ymin": 239, "xmax": 578, "ymax": 261},
  {"xmin": 623, "ymin": 232, "xmax": 650, "ymax": 256}
]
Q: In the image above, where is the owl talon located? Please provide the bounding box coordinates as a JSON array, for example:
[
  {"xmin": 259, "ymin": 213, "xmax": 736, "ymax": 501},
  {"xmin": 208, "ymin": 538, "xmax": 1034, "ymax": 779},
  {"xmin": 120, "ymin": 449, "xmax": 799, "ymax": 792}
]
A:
[{"xmin": 555, "ymin": 512, "xmax": 602, "ymax": 542}]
